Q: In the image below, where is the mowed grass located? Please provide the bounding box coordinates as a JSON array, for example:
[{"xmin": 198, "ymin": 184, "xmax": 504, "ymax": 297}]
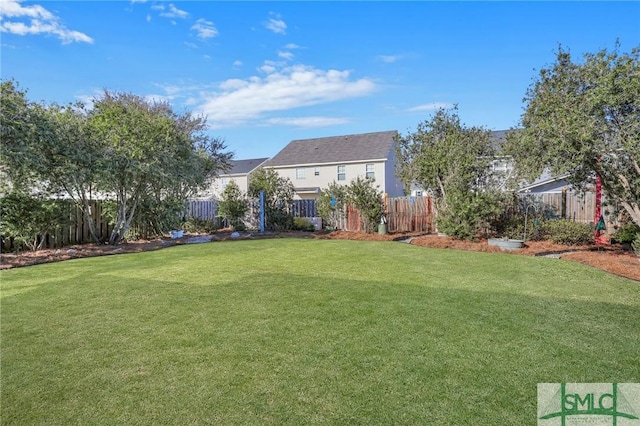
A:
[{"xmin": 1, "ymin": 239, "xmax": 638, "ymax": 425}]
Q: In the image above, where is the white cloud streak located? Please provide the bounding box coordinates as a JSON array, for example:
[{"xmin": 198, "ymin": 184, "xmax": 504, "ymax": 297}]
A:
[
  {"xmin": 278, "ymin": 50, "xmax": 294, "ymax": 61},
  {"xmin": 191, "ymin": 18, "xmax": 217, "ymax": 39},
  {"xmin": 265, "ymin": 116, "xmax": 351, "ymax": 128},
  {"xmin": 194, "ymin": 64, "xmax": 375, "ymax": 128},
  {"xmin": 377, "ymin": 54, "xmax": 402, "ymax": 63},
  {"xmin": 265, "ymin": 12, "xmax": 286, "ymax": 34},
  {"xmin": 152, "ymin": 3, "xmax": 188, "ymax": 19},
  {"xmin": 0, "ymin": 0, "xmax": 93, "ymax": 44},
  {"xmin": 407, "ymin": 102, "xmax": 452, "ymax": 112}
]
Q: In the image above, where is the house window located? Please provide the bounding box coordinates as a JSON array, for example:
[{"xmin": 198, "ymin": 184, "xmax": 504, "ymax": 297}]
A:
[
  {"xmin": 337, "ymin": 165, "xmax": 346, "ymax": 181},
  {"xmin": 314, "ymin": 167, "xmax": 320, "ymax": 176},
  {"xmin": 220, "ymin": 177, "xmax": 228, "ymax": 188},
  {"xmin": 296, "ymin": 168, "xmax": 306, "ymax": 179},
  {"xmin": 415, "ymin": 190, "xmax": 423, "ymax": 196},
  {"xmin": 492, "ymin": 159, "xmax": 510, "ymax": 172},
  {"xmin": 366, "ymin": 163, "xmax": 375, "ymax": 179}
]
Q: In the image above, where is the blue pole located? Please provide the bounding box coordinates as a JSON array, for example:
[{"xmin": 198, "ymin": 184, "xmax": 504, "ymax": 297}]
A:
[{"xmin": 259, "ymin": 190, "xmax": 265, "ymax": 233}]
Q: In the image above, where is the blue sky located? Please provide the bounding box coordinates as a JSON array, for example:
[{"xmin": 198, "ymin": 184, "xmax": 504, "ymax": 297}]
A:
[{"xmin": 1, "ymin": 1, "xmax": 639, "ymax": 160}]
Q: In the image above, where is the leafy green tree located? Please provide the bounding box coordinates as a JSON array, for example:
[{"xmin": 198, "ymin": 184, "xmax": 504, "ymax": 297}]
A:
[
  {"xmin": 217, "ymin": 180, "xmax": 249, "ymax": 228},
  {"xmin": 0, "ymin": 80, "xmax": 48, "ymax": 194},
  {"xmin": 248, "ymin": 167, "xmax": 295, "ymax": 231},
  {"xmin": 88, "ymin": 91, "xmax": 231, "ymax": 244},
  {"xmin": 503, "ymin": 43, "xmax": 640, "ymax": 226},
  {"xmin": 345, "ymin": 176, "xmax": 384, "ymax": 233},
  {"xmin": 0, "ymin": 192, "xmax": 68, "ymax": 251},
  {"xmin": 395, "ymin": 107, "xmax": 501, "ymax": 239},
  {"xmin": 317, "ymin": 182, "xmax": 348, "ymax": 230}
]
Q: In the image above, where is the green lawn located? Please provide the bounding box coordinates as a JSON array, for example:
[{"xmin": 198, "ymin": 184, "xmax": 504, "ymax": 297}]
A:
[{"xmin": 1, "ymin": 239, "xmax": 638, "ymax": 424}]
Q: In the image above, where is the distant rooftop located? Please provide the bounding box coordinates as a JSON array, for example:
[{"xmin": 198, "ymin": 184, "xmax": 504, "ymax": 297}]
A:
[
  {"xmin": 225, "ymin": 158, "xmax": 269, "ymax": 175},
  {"xmin": 265, "ymin": 130, "xmax": 398, "ymax": 167}
]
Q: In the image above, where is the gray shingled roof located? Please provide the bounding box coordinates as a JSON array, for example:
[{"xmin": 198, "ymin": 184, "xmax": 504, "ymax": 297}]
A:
[
  {"xmin": 265, "ymin": 130, "xmax": 398, "ymax": 167},
  {"xmin": 225, "ymin": 158, "xmax": 269, "ymax": 175}
]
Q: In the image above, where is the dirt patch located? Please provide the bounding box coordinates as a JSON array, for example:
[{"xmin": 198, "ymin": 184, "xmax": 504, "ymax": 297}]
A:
[{"xmin": 1, "ymin": 231, "xmax": 638, "ymax": 282}]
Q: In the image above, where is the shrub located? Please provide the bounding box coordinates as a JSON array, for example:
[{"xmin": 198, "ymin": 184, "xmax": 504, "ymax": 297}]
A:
[
  {"xmin": 613, "ymin": 223, "xmax": 640, "ymax": 244},
  {"xmin": 292, "ymin": 217, "xmax": 315, "ymax": 232},
  {"xmin": 437, "ymin": 189, "xmax": 505, "ymax": 240},
  {"xmin": 543, "ymin": 219, "xmax": 593, "ymax": 245},
  {"xmin": 217, "ymin": 181, "xmax": 250, "ymax": 228},
  {"xmin": 345, "ymin": 176, "xmax": 384, "ymax": 233},
  {"xmin": 267, "ymin": 209, "xmax": 294, "ymax": 231},
  {"xmin": 317, "ymin": 182, "xmax": 347, "ymax": 230},
  {"xmin": 490, "ymin": 212, "xmax": 546, "ymax": 241},
  {"xmin": 0, "ymin": 192, "xmax": 69, "ymax": 251},
  {"xmin": 184, "ymin": 217, "xmax": 219, "ymax": 234},
  {"xmin": 632, "ymin": 233, "xmax": 640, "ymax": 259}
]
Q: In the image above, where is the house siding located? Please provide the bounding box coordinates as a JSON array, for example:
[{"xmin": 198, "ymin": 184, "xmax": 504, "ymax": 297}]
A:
[{"xmin": 270, "ymin": 160, "xmax": 390, "ymax": 199}]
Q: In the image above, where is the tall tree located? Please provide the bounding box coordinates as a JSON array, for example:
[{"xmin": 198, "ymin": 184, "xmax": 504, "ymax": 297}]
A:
[
  {"xmin": 395, "ymin": 107, "xmax": 502, "ymax": 239},
  {"xmin": 504, "ymin": 43, "xmax": 640, "ymax": 226},
  {"xmin": 88, "ymin": 91, "xmax": 231, "ymax": 244},
  {"xmin": 0, "ymin": 80, "xmax": 47, "ymax": 193}
]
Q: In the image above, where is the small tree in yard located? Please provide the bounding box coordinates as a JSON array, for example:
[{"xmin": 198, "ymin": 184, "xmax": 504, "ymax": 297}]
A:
[
  {"xmin": 217, "ymin": 180, "xmax": 249, "ymax": 229},
  {"xmin": 317, "ymin": 182, "xmax": 348, "ymax": 230},
  {"xmin": 346, "ymin": 176, "xmax": 385, "ymax": 233},
  {"xmin": 395, "ymin": 106, "xmax": 502, "ymax": 239},
  {"xmin": 248, "ymin": 168, "xmax": 295, "ymax": 231}
]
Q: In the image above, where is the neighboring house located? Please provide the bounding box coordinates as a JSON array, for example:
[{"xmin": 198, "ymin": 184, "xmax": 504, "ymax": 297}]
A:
[
  {"xmin": 488, "ymin": 130, "xmax": 573, "ymax": 194},
  {"xmin": 407, "ymin": 129, "xmax": 574, "ymax": 196},
  {"xmin": 263, "ymin": 130, "xmax": 405, "ymax": 200},
  {"xmin": 196, "ymin": 157, "xmax": 269, "ymax": 200}
]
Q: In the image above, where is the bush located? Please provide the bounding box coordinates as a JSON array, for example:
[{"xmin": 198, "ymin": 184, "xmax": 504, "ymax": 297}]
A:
[
  {"xmin": 266, "ymin": 209, "xmax": 294, "ymax": 231},
  {"xmin": 613, "ymin": 223, "xmax": 640, "ymax": 244},
  {"xmin": 632, "ymin": 233, "xmax": 640, "ymax": 259},
  {"xmin": 490, "ymin": 213, "xmax": 546, "ymax": 241},
  {"xmin": 292, "ymin": 217, "xmax": 315, "ymax": 232},
  {"xmin": 437, "ymin": 190, "xmax": 504, "ymax": 240},
  {"xmin": 0, "ymin": 192, "xmax": 69, "ymax": 251},
  {"xmin": 184, "ymin": 217, "xmax": 219, "ymax": 234},
  {"xmin": 543, "ymin": 219, "xmax": 593, "ymax": 245}
]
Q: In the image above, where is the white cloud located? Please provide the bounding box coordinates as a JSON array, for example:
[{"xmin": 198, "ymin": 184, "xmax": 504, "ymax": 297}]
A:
[
  {"xmin": 278, "ymin": 50, "xmax": 294, "ymax": 61},
  {"xmin": 407, "ymin": 102, "xmax": 452, "ymax": 112},
  {"xmin": 146, "ymin": 14, "xmax": 151, "ymax": 22},
  {"xmin": 284, "ymin": 43, "xmax": 300, "ymax": 50},
  {"xmin": 191, "ymin": 18, "xmax": 217, "ymax": 39},
  {"xmin": 377, "ymin": 54, "xmax": 402, "ymax": 63},
  {"xmin": 0, "ymin": 0, "xmax": 93, "ymax": 44},
  {"xmin": 152, "ymin": 3, "xmax": 188, "ymax": 19},
  {"xmin": 196, "ymin": 64, "xmax": 375, "ymax": 127},
  {"xmin": 265, "ymin": 116, "xmax": 351, "ymax": 128},
  {"xmin": 184, "ymin": 41, "xmax": 198, "ymax": 49},
  {"xmin": 233, "ymin": 60, "xmax": 243, "ymax": 68},
  {"xmin": 264, "ymin": 12, "xmax": 286, "ymax": 34}
]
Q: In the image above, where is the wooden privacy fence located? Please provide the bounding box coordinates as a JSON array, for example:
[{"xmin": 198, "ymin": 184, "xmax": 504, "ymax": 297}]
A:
[
  {"xmin": 385, "ymin": 196, "xmax": 434, "ymax": 233},
  {"xmin": 186, "ymin": 200, "xmax": 217, "ymax": 221},
  {"xmin": 1, "ymin": 191, "xmax": 610, "ymax": 251},
  {"xmin": 1, "ymin": 199, "xmax": 114, "ymax": 252},
  {"xmin": 518, "ymin": 190, "xmax": 607, "ymax": 224},
  {"xmin": 337, "ymin": 196, "xmax": 435, "ymax": 233}
]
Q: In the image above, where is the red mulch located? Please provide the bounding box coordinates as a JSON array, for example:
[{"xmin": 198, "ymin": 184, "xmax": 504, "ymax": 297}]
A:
[{"xmin": 1, "ymin": 231, "xmax": 638, "ymax": 282}]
